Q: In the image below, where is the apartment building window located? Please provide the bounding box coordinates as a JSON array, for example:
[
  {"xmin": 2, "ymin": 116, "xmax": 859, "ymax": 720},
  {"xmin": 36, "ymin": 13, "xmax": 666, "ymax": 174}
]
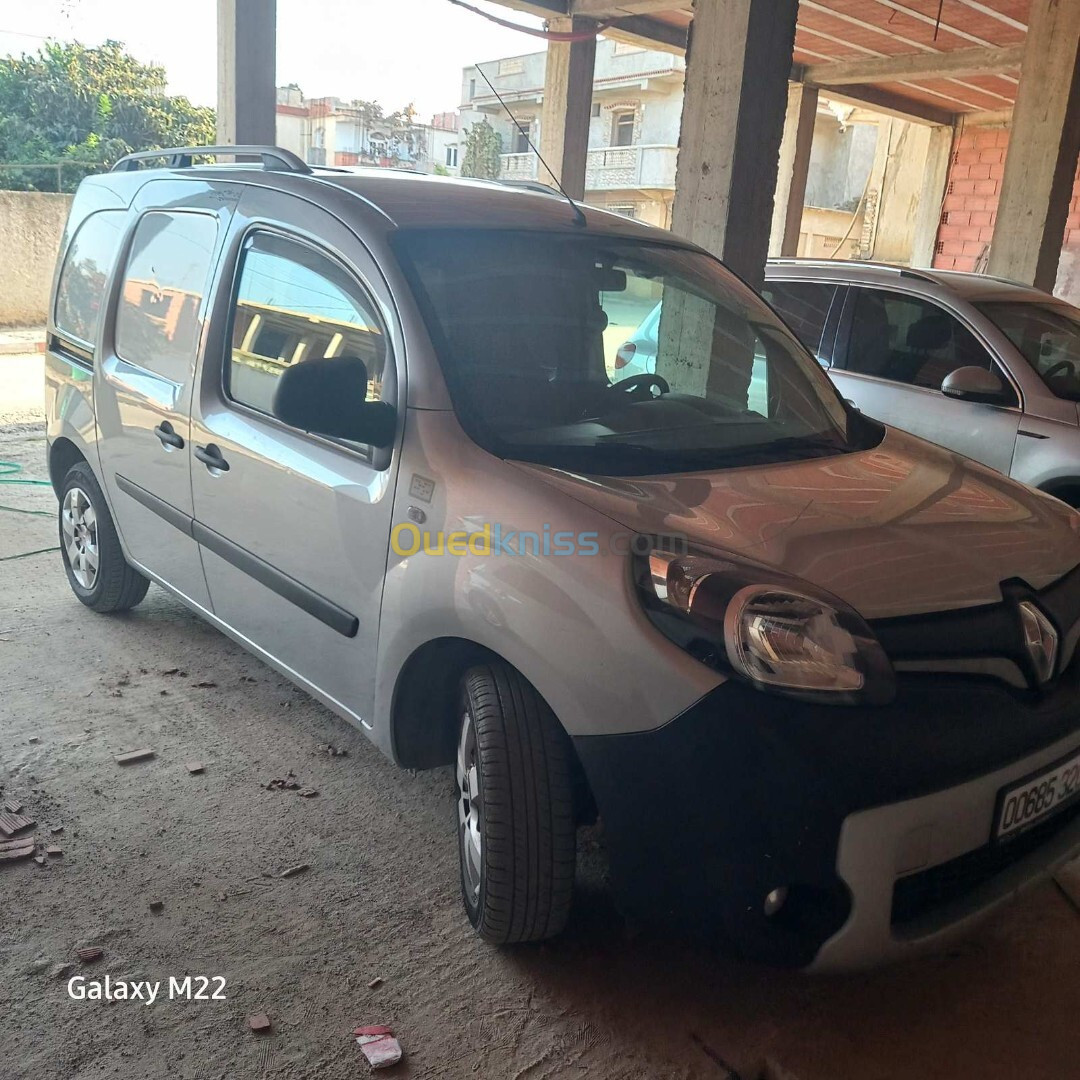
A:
[
  {"xmin": 469, "ymin": 78, "xmax": 476, "ymax": 99},
  {"xmin": 613, "ymin": 111, "xmax": 635, "ymax": 147},
  {"xmin": 513, "ymin": 121, "xmax": 533, "ymax": 155},
  {"xmin": 445, "ymin": 146, "xmax": 458, "ymax": 168},
  {"xmin": 591, "ymin": 103, "xmax": 601, "ymax": 118},
  {"xmin": 609, "ymin": 204, "xmax": 638, "ymax": 219}
]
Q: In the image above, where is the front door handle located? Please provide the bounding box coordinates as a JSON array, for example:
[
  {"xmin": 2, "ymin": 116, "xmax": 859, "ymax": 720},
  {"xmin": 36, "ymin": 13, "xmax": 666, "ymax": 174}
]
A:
[
  {"xmin": 153, "ymin": 421, "xmax": 184, "ymax": 450},
  {"xmin": 194, "ymin": 444, "xmax": 230, "ymax": 473}
]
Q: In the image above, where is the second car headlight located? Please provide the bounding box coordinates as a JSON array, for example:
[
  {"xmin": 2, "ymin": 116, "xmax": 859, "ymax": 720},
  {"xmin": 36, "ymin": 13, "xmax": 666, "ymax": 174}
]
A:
[{"xmin": 639, "ymin": 548, "xmax": 896, "ymax": 706}]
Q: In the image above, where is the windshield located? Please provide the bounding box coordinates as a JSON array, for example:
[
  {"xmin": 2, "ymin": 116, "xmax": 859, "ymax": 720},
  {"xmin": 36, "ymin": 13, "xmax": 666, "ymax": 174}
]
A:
[
  {"xmin": 396, "ymin": 230, "xmax": 874, "ymax": 475},
  {"xmin": 977, "ymin": 300, "xmax": 1080, "ymax": 401}
]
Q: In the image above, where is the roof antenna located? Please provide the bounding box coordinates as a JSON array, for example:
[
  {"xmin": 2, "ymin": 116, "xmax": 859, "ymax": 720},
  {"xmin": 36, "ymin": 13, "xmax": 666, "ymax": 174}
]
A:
[{"xmin": 474, "ymin": 60, "xmax": 588, "ymax": 227}]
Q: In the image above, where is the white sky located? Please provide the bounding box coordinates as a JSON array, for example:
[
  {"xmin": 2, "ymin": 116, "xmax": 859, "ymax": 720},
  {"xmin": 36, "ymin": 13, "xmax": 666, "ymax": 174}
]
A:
[{"xmin": 0, "ymin": 0, "xmax": 546, "ymax": 118}]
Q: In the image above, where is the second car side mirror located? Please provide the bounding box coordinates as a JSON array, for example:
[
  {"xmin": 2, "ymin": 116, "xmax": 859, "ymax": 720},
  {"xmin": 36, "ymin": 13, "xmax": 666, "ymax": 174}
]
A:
[
  {"xmin": 940, "ymin": 366, "xmax": 1009, "ymax": 405},
  {"xmin": 272, "ymin": 356, "xmax": 397, "ymax": 447}
]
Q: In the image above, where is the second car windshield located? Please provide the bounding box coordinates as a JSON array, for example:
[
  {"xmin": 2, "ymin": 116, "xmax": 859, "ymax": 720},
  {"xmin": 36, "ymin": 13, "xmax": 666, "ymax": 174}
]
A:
[
  {"xmin": 977, "ymin": 299, "xmax": 1080, "ymax": 400},
  {"xmin": 396, "ymin": 229, "xmax": 871, "ymax": 476}
]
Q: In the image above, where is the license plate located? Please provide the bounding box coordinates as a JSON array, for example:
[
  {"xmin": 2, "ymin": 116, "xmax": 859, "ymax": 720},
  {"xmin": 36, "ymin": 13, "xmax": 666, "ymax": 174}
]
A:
[{"xmin": 995, "ymin": 749, "xmax": 1080, "ymax": 841}]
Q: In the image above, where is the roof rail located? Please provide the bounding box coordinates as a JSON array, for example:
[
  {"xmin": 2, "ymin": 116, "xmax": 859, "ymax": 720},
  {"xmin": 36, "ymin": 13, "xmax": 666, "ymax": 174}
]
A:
[
  {"xmin": 112, "ymin": 145, "xmax": 312, "ymax": 175},
  {"xmin": 497, "ymin": 179, "xmax": 565, "ymax": 198},
  {"xmin": 766, "ymin": 257, "xmax": 937, "ymax": 283}
]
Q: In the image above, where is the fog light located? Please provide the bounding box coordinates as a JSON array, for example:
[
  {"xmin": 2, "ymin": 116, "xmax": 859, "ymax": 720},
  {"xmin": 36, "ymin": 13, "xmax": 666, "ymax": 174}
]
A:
[{"xmin": 764, "ymin": 886, "xmax": 789, "ymax": 917}]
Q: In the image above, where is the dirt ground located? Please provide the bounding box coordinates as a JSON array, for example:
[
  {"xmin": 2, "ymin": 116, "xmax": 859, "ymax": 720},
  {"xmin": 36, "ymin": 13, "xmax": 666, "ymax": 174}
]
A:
[{"xmin": 3, "ymin": 359, "xmax": 1080, "ymax": 1080}]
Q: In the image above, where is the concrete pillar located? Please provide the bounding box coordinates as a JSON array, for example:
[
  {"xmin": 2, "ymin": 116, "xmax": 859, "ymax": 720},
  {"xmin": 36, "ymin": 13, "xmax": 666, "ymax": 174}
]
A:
[
  {"xmin": 539, "ymin": 17, "xmax": 597, "ymax": 201},
  {"xmin": 909, "ymin": 124, "xmax": 954, "ymax": 268},
  {"xmin": 672, "ymin": 0, "xmax": 800, "ymax": 291},
  {"xmin": 217, "ymin": 0, "xmax": 278, "ymax": 146},
  {"xmin": 987, "ymin": 0, "xmax": 1080, "ymax": 291},
  {"xmin": 769, "ymin": 82, "xmax": 818, "ymax": 258}
]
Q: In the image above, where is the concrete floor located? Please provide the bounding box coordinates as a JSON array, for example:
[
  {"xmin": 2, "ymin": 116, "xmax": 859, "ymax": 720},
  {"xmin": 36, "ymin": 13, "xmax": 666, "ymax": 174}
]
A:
[{"xmin": 3, "ymin": 362, "xmax": 1080, "ymax": 1079}]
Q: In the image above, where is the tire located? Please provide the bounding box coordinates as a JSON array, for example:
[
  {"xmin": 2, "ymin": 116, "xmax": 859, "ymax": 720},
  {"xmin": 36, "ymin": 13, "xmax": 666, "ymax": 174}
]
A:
[
  {"xmin": 456, "ymin": 663, "xmax": 576, "ymax": 943},
  {"xmin": 59, "ymin": 462, "xmax": 149, "ymax": 613}
]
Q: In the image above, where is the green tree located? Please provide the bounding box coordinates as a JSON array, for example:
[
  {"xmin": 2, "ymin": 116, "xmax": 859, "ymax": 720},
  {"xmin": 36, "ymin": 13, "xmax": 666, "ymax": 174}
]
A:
[
  {"xmin": 0, "ymin": 40, "xmax": 215, "ymax": 192},
  {"xmin": 460, "ymin": 119, "xmax": 503, "ymax": 180}
]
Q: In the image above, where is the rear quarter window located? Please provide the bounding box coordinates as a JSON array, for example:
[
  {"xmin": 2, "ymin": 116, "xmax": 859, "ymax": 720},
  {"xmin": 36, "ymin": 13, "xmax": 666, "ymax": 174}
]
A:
[{"xmin": 54, "ymin": 210, "xmax": 127, "ymax": 346}]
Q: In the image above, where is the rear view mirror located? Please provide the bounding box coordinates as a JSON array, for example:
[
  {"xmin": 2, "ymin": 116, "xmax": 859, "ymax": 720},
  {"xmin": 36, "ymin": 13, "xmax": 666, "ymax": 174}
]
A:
[
  {"xmin": 941, "ymin": 366, "xmax": 1009, "ymax": 405},
  {"xmin": 272, "ymin": 356, "xmax": 397, "ymax": 447}
]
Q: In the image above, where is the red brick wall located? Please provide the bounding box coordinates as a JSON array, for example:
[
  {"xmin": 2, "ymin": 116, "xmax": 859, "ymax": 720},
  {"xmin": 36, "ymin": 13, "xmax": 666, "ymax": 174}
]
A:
[{"xmin": 933, "ymin": 124, "xmax": 1080, "ymax": 280}]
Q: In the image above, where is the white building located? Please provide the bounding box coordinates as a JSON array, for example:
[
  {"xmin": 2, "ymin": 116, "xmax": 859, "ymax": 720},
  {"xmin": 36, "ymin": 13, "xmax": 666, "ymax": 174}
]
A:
[
  {"xmin": 460, "ymin": 40, "xmax": 685, "ymax": 228},
  {"xmin": 275, "ymin": 88, "xmax": 459, "ymax": 176}
]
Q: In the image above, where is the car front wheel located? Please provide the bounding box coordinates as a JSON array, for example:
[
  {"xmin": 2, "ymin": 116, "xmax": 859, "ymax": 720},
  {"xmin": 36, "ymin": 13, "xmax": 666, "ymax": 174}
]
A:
[{"xmin": 456, "ymin": 662, "xmax": 576, "ymax": 943}]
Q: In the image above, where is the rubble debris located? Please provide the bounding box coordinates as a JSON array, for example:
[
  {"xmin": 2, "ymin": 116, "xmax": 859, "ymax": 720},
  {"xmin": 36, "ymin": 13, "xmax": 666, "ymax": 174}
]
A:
[
  {"xmin": 367, "ymin": 978, "xmax": 384, "ymax": 990},
  {"xmin": 77, "ymin": 948, "xmax": 103, "ymax": 964},
  {"xmin": 354, "ymin": 1025, "xmax": 403, "ymax": 1070},
  {"xmin": 28, "ymin": 736, "xmax": 39, "ymax": 744},
  {"xmin": 0, "ymin": 813, "xmax": 35, "ymax": 837},
  {"xmin": 279, "ymin": 864, "xmax": 310, "ymax": 879},
  {"xmin": 148, "ymin": 900, "xmax": 164, "ymax": 914},
  {"xmin": 34, "ymin": 855, "xmax": 46, "ymax": 866},
  {"xmin": 185, "ymin": 762, "xmax": 205, "ymax": 775},
  {"xmin": 317, "ymin": 744, "xmax": 348, "ymax": 757},
  {"xmin": 45, "ymin": 846, "xmax": 62, "ymax": 857},
  {"xmin": 3, "ymin": 798, "xmax": 22, "ymax": 813},
  {"xmin": 248, "ymin": 1014, "xmax": 272, "ymax": 1033},
  {"xmin": 265, "ymin": 771, "xmax": 301, "ymax": 791},
  {"xmin": 161, "ymin": 668, "xmax": 186, "ymax": 677},
  {"xmin": 192, "ymin": 681, "xmax": 218, "ymax": 688},
  {"xmin": 0, "ymin": 836, "xmax": 36, "ymax": 862},
  {"xmin": 49, "ymin": 825, "xmax": 63, "ymax": 834},
  {"xmin": 297, "ymin": 788, "xmax": 319, "ymax": 798},
  {"xmin": 115, "ymin": 748, "xmax": 155, "ymax": 766}
]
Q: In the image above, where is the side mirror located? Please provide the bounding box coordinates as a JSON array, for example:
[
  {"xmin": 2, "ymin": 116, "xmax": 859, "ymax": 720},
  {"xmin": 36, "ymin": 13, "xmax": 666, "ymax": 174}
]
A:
[
  {"xmin": 940, "ymin": 366, "xmax": 1009, "ymax": 405},
  {"xmin": 272, "ymin": 356, "xmax": 397, "ymax": 447}
]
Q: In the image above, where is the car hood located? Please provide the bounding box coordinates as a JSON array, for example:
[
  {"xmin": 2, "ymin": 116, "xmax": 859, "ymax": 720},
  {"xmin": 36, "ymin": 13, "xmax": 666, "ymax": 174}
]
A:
[{"xmin": 512, "ymin": 427, "xmax": 1080, "ymax": 619}]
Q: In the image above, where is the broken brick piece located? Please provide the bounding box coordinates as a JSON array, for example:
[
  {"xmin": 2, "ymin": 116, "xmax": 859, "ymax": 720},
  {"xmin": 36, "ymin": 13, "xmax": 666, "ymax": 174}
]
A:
[
  {"xmin": 3, "ymin": 798, "xmax": 22, "ymax": 814},
  {"xmin": 149, "ymin": 900, "xmax": 164, "ymax": 913},
  {"xmin": 248, "ymin": 1014, "xmax": 272, "ymax": 1033},
  {"xmin": 33, "ymin": 855, "xmax": 45, "ymax": 866},
  {"xmin": 0, "ymin": 813, "xmax": 35, "ymax": 837},
  {"xmin": 185, "ymin": 762, "xmax": 205, "ymax": 774},
  {"xmin": 115, "ymin": 748, "xmax": 155, "ymax": 766},
  {"xmin": 28, "ymin": 737, "xmax": 39, "ymax": 745},
  {"xmin": 0, "ymin": 838, "xmax": 36, "ymax": 862},
  {"xmin": 367, "ymin": 977, "xmax": 384, "ymax": 990},
  {"xmin": 296, "ymin": 788, "xmax": 319, "ymax": 798},
  {"xmin": 77, "ymin": 948, "xmax": 103, "ymax": 963},
  {"xmin": 45, "ymin": 846, "xmax": 62, "ymax": 857}
]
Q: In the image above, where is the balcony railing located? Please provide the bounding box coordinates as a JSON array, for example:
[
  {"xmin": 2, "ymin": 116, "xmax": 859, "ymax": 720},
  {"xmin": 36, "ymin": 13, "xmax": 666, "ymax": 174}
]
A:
[{"xmin": 499, "ymin": 145, "xmax": 678, "ymax": 191}]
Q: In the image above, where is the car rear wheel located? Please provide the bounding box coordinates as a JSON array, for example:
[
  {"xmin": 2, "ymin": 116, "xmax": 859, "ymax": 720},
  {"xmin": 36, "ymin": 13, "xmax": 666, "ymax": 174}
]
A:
[
  {"xmin": 60, "ymin": 462, "xmax": 149, "ymax": 613},
  {"xmin": 456, "ymin": 662, "xmax": 576, "ymax": 943}
]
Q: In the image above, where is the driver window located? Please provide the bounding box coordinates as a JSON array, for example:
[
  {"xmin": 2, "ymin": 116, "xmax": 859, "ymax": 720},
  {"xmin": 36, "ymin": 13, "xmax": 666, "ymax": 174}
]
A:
[{"xmin": 844, "ymin": 288, "xmax": 1014, "ymax": 403}]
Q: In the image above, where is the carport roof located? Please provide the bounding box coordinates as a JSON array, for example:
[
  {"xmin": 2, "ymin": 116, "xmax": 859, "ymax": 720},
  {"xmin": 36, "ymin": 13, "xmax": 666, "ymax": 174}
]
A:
[{"xmin": 491, "ymin": 1, "xmax": 1030, "ymax": 123}]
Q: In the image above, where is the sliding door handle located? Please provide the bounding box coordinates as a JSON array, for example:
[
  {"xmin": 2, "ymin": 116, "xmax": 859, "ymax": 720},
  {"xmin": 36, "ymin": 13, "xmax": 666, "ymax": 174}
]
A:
[
  {"xmin": 194, "ymin": 444, "xmax": 230, "ymax": 473},
  {"xmin": 153, "ymin": 421, "xmax": 184, "ymax": 450}
]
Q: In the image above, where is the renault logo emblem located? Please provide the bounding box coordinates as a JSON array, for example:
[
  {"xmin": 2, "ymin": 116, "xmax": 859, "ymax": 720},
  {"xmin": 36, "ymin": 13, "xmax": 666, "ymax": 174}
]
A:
[{"xmin": 1018, "ymin": 601, "xmax": 1058, "ymax": 685}]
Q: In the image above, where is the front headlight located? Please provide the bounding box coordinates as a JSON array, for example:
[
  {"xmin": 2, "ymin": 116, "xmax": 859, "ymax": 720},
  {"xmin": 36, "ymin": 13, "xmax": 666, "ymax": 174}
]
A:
[{"xmin": 639, "ymin": 548, "xmax": 895, "ymax": 706}]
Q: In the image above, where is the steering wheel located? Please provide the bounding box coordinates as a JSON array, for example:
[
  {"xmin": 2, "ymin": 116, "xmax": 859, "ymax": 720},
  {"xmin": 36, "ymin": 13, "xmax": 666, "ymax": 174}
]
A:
[
  {"xmin": 609, "ymin": 373, "xmax": 670, "ymax": 399},
  {"xmin": 1043, "ymin": 360, "xmax": 1074, "ymax": 381}
]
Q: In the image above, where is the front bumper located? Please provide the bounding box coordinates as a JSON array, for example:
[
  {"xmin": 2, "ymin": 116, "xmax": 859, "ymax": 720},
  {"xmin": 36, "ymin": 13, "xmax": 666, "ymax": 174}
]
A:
[{"xmin": 573, "ymin": 670, "xmax": 1080, "ymax": 970}]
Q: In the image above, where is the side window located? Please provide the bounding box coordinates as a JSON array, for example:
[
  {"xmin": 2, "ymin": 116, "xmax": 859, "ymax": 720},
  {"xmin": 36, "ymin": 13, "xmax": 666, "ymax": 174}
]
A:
[
  {"xmin": 844, "ymin": 288, "xmax": 1015, "ymax": 401},
  {"xmin": 115, "ymin": 212, "xmax": 219, "ymax": 384},
  {"xmin": 761, "ymin": 281, "xmax": 837, "ymax": 358},
  {"xmin": 54, "ymin": 210, "xmax": 127, "ymax": 346},
  {"xmin": 226, "ymin": 232, "xmax": 388, "ymax": 429}
]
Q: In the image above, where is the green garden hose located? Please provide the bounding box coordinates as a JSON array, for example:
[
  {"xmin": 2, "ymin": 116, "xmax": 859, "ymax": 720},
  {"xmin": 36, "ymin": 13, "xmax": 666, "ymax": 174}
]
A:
[{"xmin": 0, "ymin": 459, "xmax": 51, "ymax": 486}]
